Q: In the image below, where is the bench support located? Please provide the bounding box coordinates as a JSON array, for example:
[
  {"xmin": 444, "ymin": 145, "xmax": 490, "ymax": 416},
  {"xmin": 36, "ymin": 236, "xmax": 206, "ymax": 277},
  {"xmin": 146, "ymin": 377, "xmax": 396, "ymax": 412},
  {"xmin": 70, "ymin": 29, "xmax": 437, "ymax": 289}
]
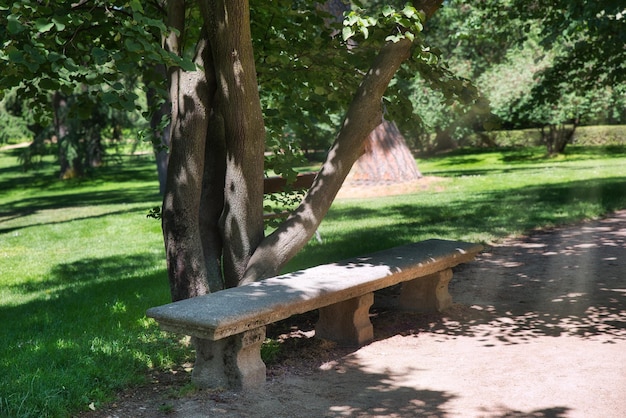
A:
[
  {"xmin": 316, "ymin": 293, "xmax": 374, "ymax": 346},
  {"xmin": 191, "ymin": 327, "xmax": 266, "ymax": 390},
  {"xmin": 399, "ymin": 269, "xmax": 454, "ymax": 312}
]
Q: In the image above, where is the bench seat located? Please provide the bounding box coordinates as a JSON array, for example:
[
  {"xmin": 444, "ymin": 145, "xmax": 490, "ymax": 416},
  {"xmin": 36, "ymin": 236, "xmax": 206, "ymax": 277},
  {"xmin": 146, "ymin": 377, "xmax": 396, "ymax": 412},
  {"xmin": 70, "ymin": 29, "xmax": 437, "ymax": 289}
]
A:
[{"xmin": 147, "ymin": 239, "xmax": 483, "ymax": 389}]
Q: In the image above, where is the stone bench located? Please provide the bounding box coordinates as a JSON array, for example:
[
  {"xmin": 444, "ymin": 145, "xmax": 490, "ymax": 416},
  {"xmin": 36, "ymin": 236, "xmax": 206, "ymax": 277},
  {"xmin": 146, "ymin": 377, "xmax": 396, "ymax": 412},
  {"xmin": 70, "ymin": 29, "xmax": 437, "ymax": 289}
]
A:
[{"xmin": 146, "ymin": 239, "xmax": 483, "ymax": 390}]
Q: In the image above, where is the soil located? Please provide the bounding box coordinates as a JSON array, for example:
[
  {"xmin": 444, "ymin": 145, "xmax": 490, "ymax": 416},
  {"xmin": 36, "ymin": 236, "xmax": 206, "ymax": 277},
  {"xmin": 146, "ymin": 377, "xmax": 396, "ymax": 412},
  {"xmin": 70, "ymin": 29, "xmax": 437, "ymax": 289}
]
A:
[{"xmin": 80, "ymin": 184, "xmax": 626, "ymax": 418}]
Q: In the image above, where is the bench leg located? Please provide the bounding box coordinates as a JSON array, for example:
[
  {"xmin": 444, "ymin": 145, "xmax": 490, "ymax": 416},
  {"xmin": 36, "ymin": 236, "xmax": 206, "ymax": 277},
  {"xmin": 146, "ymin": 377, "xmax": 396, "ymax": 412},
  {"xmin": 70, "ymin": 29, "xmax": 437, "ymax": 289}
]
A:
[
  {"xmin": 315, "ymin": 293, "xmax": 374, "ymax": 347},
  {"xmin": 399, "ymin": 269, "xmax": 454, "ymax": 313},
  {"xmin": 191, "ymin": 327, "xmax": 266, "ymax": 390}
]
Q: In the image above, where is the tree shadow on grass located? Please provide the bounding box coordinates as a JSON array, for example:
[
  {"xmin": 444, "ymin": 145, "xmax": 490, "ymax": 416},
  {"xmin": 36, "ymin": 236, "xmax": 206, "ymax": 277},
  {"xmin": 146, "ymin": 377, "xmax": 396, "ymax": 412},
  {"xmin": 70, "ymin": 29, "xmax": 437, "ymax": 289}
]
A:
[
  {"xmin": 0, "ymin": 205, "xmax": 156, "ymax": 235},
  {"xmin": 287, "ymin": 176, "xmax": 626, "ymax": 271},
  {"xmin": 422, "ymin": 145, "xmax": 626, "ymax": 178},
  {"xmin": 0, "ymin": 151, "xmax": 160, "ymax": 221},
  {"xmin": 0, "ymin": 253, "xmax": 185, "ymax": 418}
]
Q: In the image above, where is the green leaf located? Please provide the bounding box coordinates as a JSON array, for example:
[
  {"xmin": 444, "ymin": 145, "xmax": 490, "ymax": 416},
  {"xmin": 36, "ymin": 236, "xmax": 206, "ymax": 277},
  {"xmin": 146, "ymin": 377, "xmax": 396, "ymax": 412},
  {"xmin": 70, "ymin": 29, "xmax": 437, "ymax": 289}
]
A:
[
  {"xmin": 7, "ymin": 49, "xmax": 25, "ymax": 64},
  {"xmin": 402, "ymin": 5, "xmax": 417, "ymax": 19},
  {"xmin": 124, "ymin": 38, "xmax": 142, "ymax": 52},
  {"xmin": 359, "ymin": 26, "xmax": 369, "ymax": 39},
  {"xmin": 92, "ymin": 47, "xmax": 108, "ymax": 65},
  {"xmin": 178, "ymin": 57, "xmax": 196, "ymax": 72},
  {"xmin": 129, "ymin": 0, "xmax": 143, "ymax": 13},
  {"xmin": 7, "ymin": 15, "xmax": 25, "ymax": 34},
  {"xmin": 38, "ymin": 77, "xmax": 59, "ymax": 90},
  {"xmin": 342, "ymin": 26, "xmax": 354, "ymax": 41},
  {"xmin": 101, "ymin": 91, "xmax": 119, "ymax": 105},
  {"xmin": 47, "ymin": 52, "xmax": 62, "ymax": 62},
  {"xmin": 52, "ymin": 16, "xmax": 66, "ymax": 31},
  {"xmin": 35, "ymin": 18, "xmax": 55, "ymax": 33}
]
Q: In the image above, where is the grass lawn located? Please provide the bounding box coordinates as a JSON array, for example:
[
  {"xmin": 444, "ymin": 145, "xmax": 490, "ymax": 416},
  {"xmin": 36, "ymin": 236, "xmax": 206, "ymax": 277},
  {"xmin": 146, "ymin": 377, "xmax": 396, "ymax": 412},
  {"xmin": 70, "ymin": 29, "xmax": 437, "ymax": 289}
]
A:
[{"xmin": 1, "ymin": 142, "xmax": 626, "ymax": 417}]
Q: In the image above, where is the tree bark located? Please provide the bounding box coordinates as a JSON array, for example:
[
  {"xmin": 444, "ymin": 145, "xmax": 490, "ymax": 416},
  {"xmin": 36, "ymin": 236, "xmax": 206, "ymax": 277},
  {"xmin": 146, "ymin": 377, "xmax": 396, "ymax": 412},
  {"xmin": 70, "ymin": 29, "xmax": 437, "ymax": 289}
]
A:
[
  {"xmin": 204, "ymin": 0, "xmax": 266, "ymax": 289},
  {"xmin": 162, "ymin": 1, "xmax": 218, "ymax": 301},
  {"xmin": 162, "ymin": 0, "xmax": 444, "ymax": 294},
  {"xmin": 147, "ymin": 63, "xmax": 171, "ymax": 195},
  {"xmin": 51, "ymin": 92, "xmax": 73, "ymax": 179}
]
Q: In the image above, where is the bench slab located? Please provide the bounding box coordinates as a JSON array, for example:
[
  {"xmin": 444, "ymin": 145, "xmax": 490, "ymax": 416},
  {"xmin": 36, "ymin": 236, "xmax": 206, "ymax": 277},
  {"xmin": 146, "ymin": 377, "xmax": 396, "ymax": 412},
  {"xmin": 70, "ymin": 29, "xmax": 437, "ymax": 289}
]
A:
[
  {"xmin": 147, "ymin": 239, "xmax": 482, "ymax": 341},
  {"xmin": 147, "ymin": 239, "xmax": 482, "ymax": 389}
]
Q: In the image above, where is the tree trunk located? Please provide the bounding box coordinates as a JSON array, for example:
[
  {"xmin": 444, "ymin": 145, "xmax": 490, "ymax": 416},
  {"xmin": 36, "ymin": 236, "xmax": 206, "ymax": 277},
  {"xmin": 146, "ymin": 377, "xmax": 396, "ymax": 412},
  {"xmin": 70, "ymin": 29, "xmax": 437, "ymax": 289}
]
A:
[
  {"xmin": 204, "ymin": 0, "xmax": 266, "ymax": 289},
  {"xmin": 162, "ymin": 1, "xmax": 216, "ymax": 301},
  {"xmin": 347, "ymin": 120, "xmax": 422, "ymax": 185},
  {"xmin": 147, "ymin": 64, "xmax": 171, "ymax": 195},
  {"xmin": 51, "ymin": 92, "xmax": 74, "ymax": 179},
  {"xmin": 163, "ymin": 0, "xmax": 444, "ymax": 295},
  {"xmin": 543, "ymin": 119, "xmax": 578, "ymax": 155}
]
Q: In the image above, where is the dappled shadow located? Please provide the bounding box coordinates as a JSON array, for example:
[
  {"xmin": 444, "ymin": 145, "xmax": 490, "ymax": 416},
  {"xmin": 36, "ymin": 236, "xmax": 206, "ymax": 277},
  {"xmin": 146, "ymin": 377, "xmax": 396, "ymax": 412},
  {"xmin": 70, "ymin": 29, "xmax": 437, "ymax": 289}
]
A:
[
  {"xmin": 439, "ymin": 212, "xmax": 626, "ymax": 344},
  {"xmin": 239, "ymin": 212, "xmax": 625, "ymax": 417},
  {"xmin": 6, "ymin": 254, "xmax": 165, "ymax": 295},
  {"xmin": 246, "ymin": 309, "xmax": 574, "ymax": 418},
  {"xmin": 360, "ymin": 211, "xmax": 626, "ymax": 345},
  {"xmin": 0, "ymin": 152, "xmax": 160, "ymax": 224},
  {"xmin": 0, "ymin": 155, "xmax": 160, "ymax": 232},
  {"xmin": 267, "ymin": 365, "xmax": 456, "ymax": 417},
  {"xmin": 476, "ymin": 406, "xmax": 570, "ymax": 418},
  {"xmin": 1, "ymin": 184, "xmax": 159, "ymax": 217},
  {"xmin": 421, "ymin": 145, "xmax": 626, "ymax": 178},
  {"xmin": 0, "ymin": 206, "xmax": 152, "ymax": 235},
  {"xmin": 0, "ymin": 253, "xmax": 180, "ymax": 417}
]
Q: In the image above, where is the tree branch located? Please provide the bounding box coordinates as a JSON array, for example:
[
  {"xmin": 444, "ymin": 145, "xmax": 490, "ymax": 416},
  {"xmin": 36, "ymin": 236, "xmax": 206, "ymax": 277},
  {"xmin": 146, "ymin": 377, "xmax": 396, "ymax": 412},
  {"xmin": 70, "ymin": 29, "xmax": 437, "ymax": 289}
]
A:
[
  {"xmin": 242, "ymin": 37, "xmax": 413, "ymax": 283},
  {"xmin": 241, "ymin": 0, "xmax": 444, "ymax": 283}
]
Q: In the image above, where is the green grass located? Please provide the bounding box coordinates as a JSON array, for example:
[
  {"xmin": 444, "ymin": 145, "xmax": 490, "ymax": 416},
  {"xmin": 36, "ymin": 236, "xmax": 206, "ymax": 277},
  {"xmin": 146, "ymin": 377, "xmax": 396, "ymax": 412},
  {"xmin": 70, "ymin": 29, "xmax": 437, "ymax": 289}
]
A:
[
  {"xmin": 0, "ymin": 150, "xmax": 189, "ymax": 417},
  {"xmin": 285, "ymin": 145, "xmax": 626, "ymax": 270},
  {"xmin": 1, "ymin": 141, "xmax": 626, "ymax": 417}
]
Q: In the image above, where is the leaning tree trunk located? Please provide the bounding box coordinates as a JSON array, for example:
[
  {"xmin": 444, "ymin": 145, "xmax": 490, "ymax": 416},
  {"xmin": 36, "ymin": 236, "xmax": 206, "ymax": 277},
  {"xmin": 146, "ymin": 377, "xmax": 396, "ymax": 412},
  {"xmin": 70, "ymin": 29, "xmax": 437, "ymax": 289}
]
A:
[
  {"xmin": 241, "ymin": 0, "xmax": 444, "ymax": 284},
  {"xmin": 347, "ymin": 119, "xmax": 421, "ymax": 185},
  {"xmin": 242, "ymin": 40, "xmax": 416, "ymax": 283}
]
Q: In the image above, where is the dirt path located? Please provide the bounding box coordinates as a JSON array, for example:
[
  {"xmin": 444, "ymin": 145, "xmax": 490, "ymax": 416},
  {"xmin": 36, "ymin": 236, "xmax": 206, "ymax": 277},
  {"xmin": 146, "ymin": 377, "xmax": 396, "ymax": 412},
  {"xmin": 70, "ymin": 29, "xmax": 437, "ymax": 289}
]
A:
[{"xmin": 85, "ymin": 210, "xmax": 626, "ymax": 418}]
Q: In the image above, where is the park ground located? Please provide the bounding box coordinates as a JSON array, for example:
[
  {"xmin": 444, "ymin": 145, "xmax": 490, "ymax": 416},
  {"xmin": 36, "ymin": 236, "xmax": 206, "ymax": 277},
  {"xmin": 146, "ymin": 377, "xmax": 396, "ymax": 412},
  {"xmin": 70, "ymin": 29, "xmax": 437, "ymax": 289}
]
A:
[{"xmin": 83, "ymin": 209, "xmax": 626, "ymax": 418}]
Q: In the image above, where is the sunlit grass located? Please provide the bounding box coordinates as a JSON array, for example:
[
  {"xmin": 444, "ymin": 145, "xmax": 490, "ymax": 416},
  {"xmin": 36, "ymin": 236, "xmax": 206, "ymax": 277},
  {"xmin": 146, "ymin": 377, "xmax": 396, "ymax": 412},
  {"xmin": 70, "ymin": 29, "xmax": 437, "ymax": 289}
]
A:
[
  {"xmin": 0, "ymin": 151, "xmax": 189, "ymax": 417},
  {"xmin": 286, "ymin": 145, "xmax": 626, "ymax": 270},
  {"xmin": 1, "ymin": 142, "xmax": 625, "ymax": 416}
]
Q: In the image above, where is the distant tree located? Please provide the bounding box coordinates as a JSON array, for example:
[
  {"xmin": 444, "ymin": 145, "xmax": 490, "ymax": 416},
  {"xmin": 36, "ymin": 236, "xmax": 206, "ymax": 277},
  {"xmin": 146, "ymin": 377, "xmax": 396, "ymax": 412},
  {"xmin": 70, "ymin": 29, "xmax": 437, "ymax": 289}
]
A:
[
  {"xmin": 475, "ymin": 1, "xmax": 625, "ymax": 153},
  {"xmin": 410, "ymin": 0, "xmax": 626, "ymax": 154},
  {"xmin": 0, "ymin": 2, "xmax": 166, "ymax": 177}
]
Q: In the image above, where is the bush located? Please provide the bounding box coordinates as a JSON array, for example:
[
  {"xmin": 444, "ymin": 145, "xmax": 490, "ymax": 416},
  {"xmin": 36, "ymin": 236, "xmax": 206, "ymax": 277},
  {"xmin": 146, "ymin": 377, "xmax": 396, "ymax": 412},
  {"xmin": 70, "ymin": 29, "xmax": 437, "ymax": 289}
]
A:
[{"xmin": 462, "ymin": 125, "xmax": 626, "ymax": 149}]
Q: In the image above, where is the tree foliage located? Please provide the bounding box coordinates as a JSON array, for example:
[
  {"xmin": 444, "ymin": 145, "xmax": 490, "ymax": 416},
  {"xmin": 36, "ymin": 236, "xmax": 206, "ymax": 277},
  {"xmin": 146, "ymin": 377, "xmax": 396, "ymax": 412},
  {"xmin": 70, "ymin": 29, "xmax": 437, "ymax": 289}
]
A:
[{"xmin": 413, "ymin": 0, "xmax": 626, "ymax": 153}]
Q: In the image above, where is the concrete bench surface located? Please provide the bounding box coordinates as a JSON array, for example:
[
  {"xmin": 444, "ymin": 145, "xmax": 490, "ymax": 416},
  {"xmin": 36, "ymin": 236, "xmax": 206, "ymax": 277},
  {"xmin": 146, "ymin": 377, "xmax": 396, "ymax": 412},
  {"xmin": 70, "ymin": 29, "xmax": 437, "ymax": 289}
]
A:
[{"xmin": 147, "ymin": 239, "xmax": 482, "ymax": 341}]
